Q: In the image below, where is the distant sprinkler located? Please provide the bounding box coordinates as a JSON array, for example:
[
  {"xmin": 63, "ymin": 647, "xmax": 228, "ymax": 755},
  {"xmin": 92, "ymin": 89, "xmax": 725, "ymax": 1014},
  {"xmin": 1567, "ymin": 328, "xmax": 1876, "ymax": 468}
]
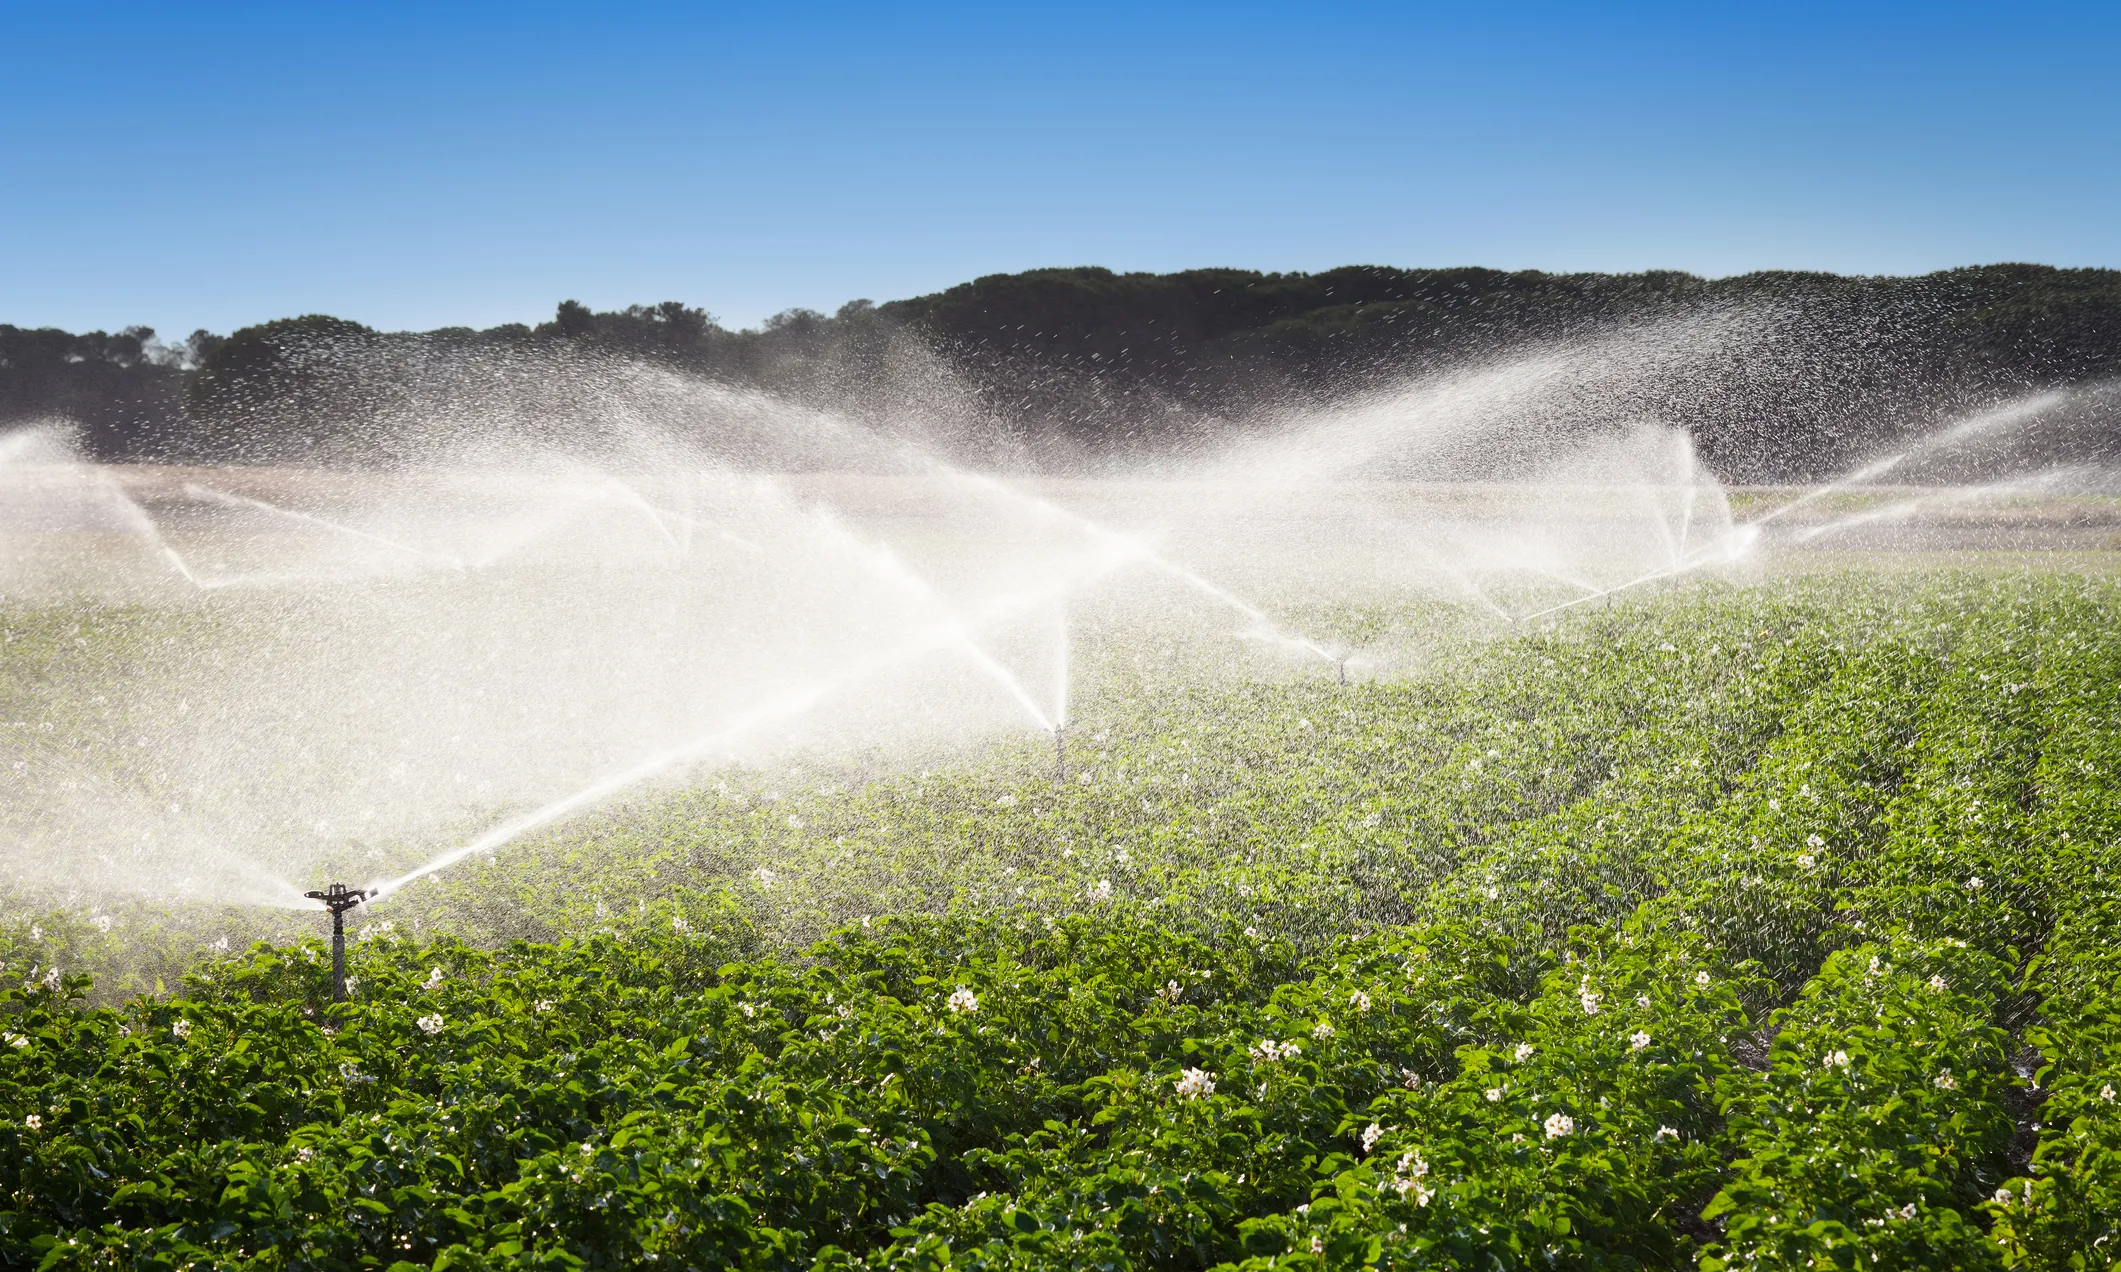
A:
[
  {"xmin": 303, "ymin": 882, "xmax": 368, "ymax": 1003},
  {"xmin": 1054, "ymin": 725, "xmax": 1068, "ymax": 785},
  {"xmin": 1337, "ymin": 657, "xmax": 1348, "ymax": 687}
]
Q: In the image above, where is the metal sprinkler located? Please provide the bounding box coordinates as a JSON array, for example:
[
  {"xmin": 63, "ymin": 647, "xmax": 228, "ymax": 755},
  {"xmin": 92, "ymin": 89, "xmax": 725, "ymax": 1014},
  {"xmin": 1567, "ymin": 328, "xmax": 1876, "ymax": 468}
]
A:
[
  {"xmin": 1053, "ymin": 725, "xmax": 1068, "ymax": 785},
  {"xmin": 304, "ymin": 882, "xmax": 368, "ymax": 1002},
  {"xmin": 1337, "ymin": 657, "xmax": 1348, "ymax": 687}
]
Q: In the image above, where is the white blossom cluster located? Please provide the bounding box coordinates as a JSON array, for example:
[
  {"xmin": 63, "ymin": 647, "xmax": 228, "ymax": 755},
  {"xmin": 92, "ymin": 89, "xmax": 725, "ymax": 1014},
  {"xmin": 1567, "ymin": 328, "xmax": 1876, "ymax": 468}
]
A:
[{"xmin": 1389, "ymin": 1150, "xmax": 1434, "ymax": 1205}]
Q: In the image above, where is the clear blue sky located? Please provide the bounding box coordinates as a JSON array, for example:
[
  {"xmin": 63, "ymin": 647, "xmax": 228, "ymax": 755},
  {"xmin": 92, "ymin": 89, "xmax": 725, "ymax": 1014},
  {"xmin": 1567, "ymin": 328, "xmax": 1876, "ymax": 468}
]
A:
[{"xmin": 3, "ymin": 1, "xmax": 2116, "ymax": 338}]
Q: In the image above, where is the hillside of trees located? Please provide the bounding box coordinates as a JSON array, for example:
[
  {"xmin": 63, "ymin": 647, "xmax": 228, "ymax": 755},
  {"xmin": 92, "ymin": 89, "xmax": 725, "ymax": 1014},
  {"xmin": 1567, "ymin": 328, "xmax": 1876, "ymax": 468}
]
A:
[{"xmin": 4, "ymin": 264, "xmax": 2118, "ymax": 479}]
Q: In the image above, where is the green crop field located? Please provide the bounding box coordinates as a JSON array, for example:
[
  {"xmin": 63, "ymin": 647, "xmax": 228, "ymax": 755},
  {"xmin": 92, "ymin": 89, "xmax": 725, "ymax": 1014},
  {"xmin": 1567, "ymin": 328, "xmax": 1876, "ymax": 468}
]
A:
[{"xmin": 6, "ymin": 567, "xmax": 2121, "ymax": 1270}]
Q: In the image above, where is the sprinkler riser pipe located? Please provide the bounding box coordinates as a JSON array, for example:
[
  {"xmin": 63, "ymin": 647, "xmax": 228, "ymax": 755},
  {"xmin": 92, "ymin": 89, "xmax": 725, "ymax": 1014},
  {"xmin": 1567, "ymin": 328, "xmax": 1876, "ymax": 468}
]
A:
[
  {"xmin": 304, "ymin": 882, "xmax": 368, "ymax": 1005},
  {"xmin": 330, "ymin": 912, "xmax": 347, "ymax": 1002}
]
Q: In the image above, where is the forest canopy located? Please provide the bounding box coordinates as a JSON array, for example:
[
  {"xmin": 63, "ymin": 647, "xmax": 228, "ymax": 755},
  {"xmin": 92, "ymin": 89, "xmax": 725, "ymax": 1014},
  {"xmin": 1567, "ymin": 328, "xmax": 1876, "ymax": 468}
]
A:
[{"xmin": 5, "ymin": 264, "xmax": 2119, "ymax": 480}]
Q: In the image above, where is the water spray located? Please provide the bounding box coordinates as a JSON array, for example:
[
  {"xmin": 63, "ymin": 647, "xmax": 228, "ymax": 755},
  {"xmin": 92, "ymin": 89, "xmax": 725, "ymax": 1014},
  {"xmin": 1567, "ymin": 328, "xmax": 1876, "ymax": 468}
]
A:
[
  {"xmin": 1519, "ymin": 524, "xmax": 1761, "ymax": 622},
  {"xmin": 359, "ymin": 539, "xmax": 1136, "ymax": 899},
  {"xmin": 939, "ymin": 466, "xmax": 1342, "ymax": 669},
  {"xmin": 794, "ymin": 499, "xmax": 1059, "ymax": 734},
  {"xmin": 1744, "ymin": 390, "xmax": 2072, "ymax": 531},
  {"xmin": 1053, "ymin": 603, "xmax": 1071, "ymax": 783},
  {"xmin": 185, "ymin": 482, "xmax": 466, "ymax": 571},
  {"xmin": 303, "ymin": 882, "xmax": 368, "ymax": 1002},
  {"xmin": 1791, "ymin": 466, "xmax": 2086, "ymax": 544}
]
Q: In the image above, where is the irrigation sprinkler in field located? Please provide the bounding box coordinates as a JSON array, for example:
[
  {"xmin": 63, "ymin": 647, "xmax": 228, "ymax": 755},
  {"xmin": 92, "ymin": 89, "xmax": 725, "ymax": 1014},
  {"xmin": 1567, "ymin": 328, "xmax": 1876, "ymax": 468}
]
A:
[
  {"xmin": 304, "ymin": 883, "xmax": 368, "ymax": 1002},
  {"xmin": 1337, "ymin": 657, "xmax": 1348, "ymax": 687},
  {"xmin": 1053, "ymin": 726, "xmax": 1068, "ymax": 785}
]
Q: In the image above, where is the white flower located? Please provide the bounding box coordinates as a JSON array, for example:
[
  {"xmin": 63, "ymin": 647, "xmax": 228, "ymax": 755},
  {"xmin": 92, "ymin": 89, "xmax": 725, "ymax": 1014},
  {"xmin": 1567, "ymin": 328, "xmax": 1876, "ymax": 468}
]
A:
[
  {"xmin": 1694, "ymin": 971, "xmax": 1711, "ymax": 987},
  {"xmin": 1484, "ymin": 1087, "xmax": 1502, "ymax": 1103},
  {"xmin": 1088, "ymin": 879, "xmax": 1112, "ymax": 903},
  {"xmin": 786, "ymin": 815, "xmax": 804, "ymax": 829},
  {"xmin": 1312, "ymin": 1021, "xmax": 1335, "ymax": 1041},
  {"xmin": 740, "ymin": 1002, "xmax": 756, "ymax": 1018},
  {"xmin": 1796, "ymin": 854, "xmax": 1816, "ymax": 869},
  {"xmin": 94, "ymin": 915, "xmax": 112, "ymax": 934},
  {"xmin": 995, "ymin": 794, "xmax": 1018, "ymax": 808},
  {"xmin": 1174, "ymin": 1067, "xmax": 1215, "ymax": 1099},
  {"xmin": 1350, "ymin": 990, "xmax": 1372, "ymax": 1013},
  {"xmin": 1159, "ymin": 980, "xmax": 1182, "ymax": 1004},
  {"xmin": 1934, "ymin": 1070, "xmax": 1957, "ymax": 1090},
  {"xmin": 1513, "ymin": 1042, "xmax": 1534, "ymax": 1062},
  {"xmin": 2103, "ymin": 1084, "xmax": 2116, "ymax": 1102},
  {"xmin": 1250, "ymin": 1039, "xmax": 1300, "ymax": 1063},
  {"xmin": 41, "ymin": 967, "xmax": 61, "ymax": 989},
  {"xmin": 171, "ymin": 1019, "xmax": 192, "ymax": 1040},
  {"xmin": 534, "ymin": 999, "xmax": 554, "ymax": 1013},
  {"xmin": 755, "ymin": 868, "xmax": 778, "ymax": 890},
  {"xmin": 1399, "ymin": 1067, "xmax": 1422, "ymax": 1089},
  {"xmin": 295, "ymin": 1146, "xmax": 314, "ymax": 1162},
  {"xmin": 1806, "ymin": 833, "xmax": 1825, "ymax": 847},
  {"xmin": 1579, "ymin": 989, "xmax": 1603, "ymax": 1016},
  {"xmin": 1243, "ymin": 925, "xmax": 1258, "ymax": 938},
  {"xmin": 417, "ymin": 1014, "xmax": 444, "ymax": 1035},
  {"xmin": 1543, "ymin": 1113, "xmax": 1574, "ymax": 1139},
  {"xmin": 1823, "ymin": 1049, "xmax": 1850, "ymax": 1069},
  {"xmin": 426, "ymin": 966, "xmax": 446, "ymax": 987},
  {"xmin": 1994, "ymin": 1187, "xmax": 2014, "ymax": 1206},
  {"xmin": 1653, "ymin": 1125, "xmax": 1678, "ymax": 1142},
  {"xmin": 947, "ymin": 987, "xmax": 979, "ymax": 1015},
  {"xmin": 3, "ymin": 1033, "xmax": 26, "ymax": 1049},
  {"xmin": 1928, "ymin": 975, "xmax": 1947, "ymax": 993},
  {"xmin": 1636, "ymin": 994, "xmax": 1651, "ymax": 1007},
  {"xmin": 1629, "ymin": 1030, "xmax": 1651, "ymax": 1052},
  {"xmin": 344, "ymin": 977, "xmax": 360, "ymax": 996},
  {"xmin": 1309, "ymin": 1236, "xmax": 1324, "ymax": 1255},
  {"xmin": 1361, "ymin": 1122, "xmax": 1384, "ymax": 1152},
  {"xmin": 23, "ymin": 1114, "xmax": 41, "ymax": 1129},
  {"xmin": 1968, "ymin": 876, "xmax": 1983, "ymax": 890}
]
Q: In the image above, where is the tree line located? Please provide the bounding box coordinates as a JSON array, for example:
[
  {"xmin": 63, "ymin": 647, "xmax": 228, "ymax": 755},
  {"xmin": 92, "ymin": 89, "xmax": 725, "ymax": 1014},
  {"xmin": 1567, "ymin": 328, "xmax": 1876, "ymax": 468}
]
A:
[{"xmin": 4, "ymin": 263, "xmax": 2117, "ymax": 479}]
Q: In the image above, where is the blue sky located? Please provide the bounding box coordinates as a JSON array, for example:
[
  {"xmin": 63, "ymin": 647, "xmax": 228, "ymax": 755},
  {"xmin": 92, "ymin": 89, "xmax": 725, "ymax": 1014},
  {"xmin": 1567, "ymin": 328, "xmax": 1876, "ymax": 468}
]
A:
[{"xmin": 3, "ymin": 1, "xmax": 2116, "ymax": 336}]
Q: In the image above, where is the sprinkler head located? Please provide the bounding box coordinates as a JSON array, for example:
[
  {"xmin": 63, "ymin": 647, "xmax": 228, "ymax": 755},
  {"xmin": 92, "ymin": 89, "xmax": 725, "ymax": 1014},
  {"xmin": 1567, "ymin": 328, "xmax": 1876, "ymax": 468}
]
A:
[{"xmin": 304, "ymin": 882, "xmax": 368, "ymax": 916}]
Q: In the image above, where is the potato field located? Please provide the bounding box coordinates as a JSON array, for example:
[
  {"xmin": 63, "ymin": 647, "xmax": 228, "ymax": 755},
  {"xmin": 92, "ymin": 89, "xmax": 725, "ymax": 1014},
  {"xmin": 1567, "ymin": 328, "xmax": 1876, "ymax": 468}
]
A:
[{"xmin": 5, "ymin": 569, "xmax": 2121, "ymax": 1270}]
